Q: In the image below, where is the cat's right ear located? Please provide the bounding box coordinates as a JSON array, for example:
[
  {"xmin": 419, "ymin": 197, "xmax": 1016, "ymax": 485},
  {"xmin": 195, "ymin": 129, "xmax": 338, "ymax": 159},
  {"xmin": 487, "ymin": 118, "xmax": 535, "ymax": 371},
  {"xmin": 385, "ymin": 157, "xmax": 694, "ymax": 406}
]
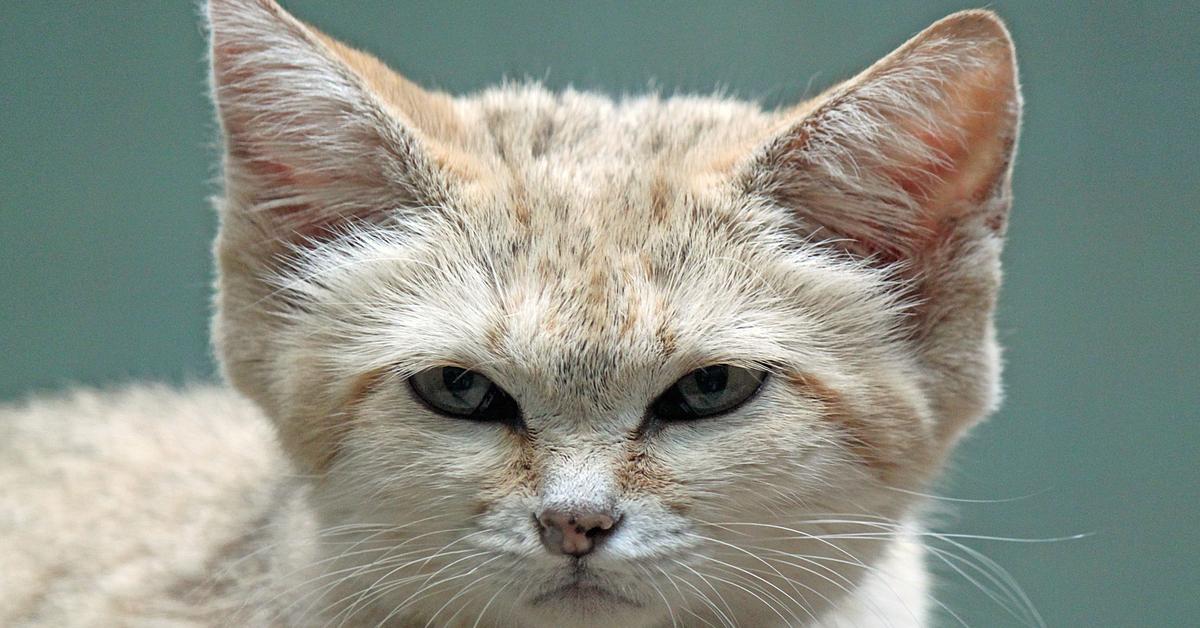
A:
[{"xmin": 207, "ymin": 0, "xmax": 460, "ymax": 250}]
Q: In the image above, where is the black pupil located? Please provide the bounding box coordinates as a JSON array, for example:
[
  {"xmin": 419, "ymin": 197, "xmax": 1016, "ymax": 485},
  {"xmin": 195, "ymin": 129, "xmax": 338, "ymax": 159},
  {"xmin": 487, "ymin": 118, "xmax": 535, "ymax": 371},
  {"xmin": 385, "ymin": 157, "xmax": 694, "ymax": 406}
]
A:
[
  {"xmin": 442, "ymin": 367, "xmax": 474, "ymax": 393},
  {"xmin": 694, "ymin": 366, "xmax": 728, "ymax": 394}
]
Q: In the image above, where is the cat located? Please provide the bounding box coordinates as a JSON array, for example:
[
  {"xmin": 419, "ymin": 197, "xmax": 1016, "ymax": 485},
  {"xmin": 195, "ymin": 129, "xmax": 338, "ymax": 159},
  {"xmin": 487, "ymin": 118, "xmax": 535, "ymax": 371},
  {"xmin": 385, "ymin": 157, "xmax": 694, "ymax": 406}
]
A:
[{"xmin": 0, "ymin": 0, "xmax": 1022, "ymax": 626}]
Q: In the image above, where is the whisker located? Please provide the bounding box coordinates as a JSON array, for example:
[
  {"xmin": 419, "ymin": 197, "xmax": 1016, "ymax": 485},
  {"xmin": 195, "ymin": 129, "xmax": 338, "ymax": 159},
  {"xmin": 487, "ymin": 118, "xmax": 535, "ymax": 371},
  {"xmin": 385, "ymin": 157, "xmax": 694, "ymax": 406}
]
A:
[
  {"xmin": 634, "ymin": 563, "xmax": 679, "ymax": 628},
  {"xmin": 684, "ymin": 562, "xmax": 794, "ymax": 627},
  {"xmin": 422, "ymin": 566, "xmax": 503, "ymax": 628},
  {"xmin": 687, "ymin": 533, "xmax": 821, "ymax": 623},
  {"xmin": 671, "ymin": 560, "xmax": 739, "ymax": 628},
  {"xmin": 370, "ymin": 553, "xmax": 505, "ymax": 627},
  {"xmin": 470, "ymin": 571, "xmax": 519, "ymax": 628}
]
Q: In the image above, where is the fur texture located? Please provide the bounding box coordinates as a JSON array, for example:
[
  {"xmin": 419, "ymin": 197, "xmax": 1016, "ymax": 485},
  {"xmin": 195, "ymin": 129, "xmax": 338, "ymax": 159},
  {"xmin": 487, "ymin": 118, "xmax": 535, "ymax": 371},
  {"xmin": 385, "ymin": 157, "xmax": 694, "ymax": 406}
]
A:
[{"xmin": 1, "ymin": 1, "xmax": 1021, "ymax": 625}]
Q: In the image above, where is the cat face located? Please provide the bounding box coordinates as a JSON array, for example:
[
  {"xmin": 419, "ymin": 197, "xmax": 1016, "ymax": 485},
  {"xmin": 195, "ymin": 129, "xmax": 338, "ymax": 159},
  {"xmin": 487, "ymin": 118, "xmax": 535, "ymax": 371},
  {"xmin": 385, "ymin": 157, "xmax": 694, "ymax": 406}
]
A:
[
  {"xmin": 207, "ymin": 1, "xmax": 1019, "ymax": 624},
  {"xmin": 257, "ymin": 159, "xmax": 932, "ymax": 624}
]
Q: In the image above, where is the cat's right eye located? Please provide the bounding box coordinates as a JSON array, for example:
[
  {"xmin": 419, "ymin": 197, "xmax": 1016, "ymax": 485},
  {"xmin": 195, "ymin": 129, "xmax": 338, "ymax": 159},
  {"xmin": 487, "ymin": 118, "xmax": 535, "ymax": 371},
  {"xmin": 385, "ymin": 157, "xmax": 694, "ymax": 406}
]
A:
[{"xmin": 409, "ymin": 367, "xmax": 521, "ymax": 426}]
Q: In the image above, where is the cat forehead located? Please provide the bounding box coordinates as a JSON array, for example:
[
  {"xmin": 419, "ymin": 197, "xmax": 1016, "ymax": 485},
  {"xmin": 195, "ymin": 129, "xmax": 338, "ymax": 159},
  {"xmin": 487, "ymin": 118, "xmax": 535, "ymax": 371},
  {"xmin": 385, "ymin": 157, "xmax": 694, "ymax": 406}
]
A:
[
  {"xmin": 439, "ymin": 86, "xmax": 780, "ymax": 212},
  {"xmin": 308, "ymin": 86, "xmax": 894, "ymax": 373},
  {"xmin": 310, "ymin": 212, "xmax": 891, "ymax": 404},
  {"xmin": 295, "ymin": 88, "xmax": 903, "ymax": 394},
  {"xmin": 403, "ymin": 87, "xmax": 799, "ymax": 285},
  {"xmin": 462, "ymin": 86, "xmax": 774, "ymax": 156}
]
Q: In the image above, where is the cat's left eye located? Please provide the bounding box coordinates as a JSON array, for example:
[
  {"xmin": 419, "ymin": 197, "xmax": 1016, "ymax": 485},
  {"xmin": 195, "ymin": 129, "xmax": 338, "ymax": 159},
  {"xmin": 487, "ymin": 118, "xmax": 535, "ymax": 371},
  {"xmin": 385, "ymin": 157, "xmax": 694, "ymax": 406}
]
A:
[
  {"xmin": 650, "ymin": 365, "xmax": 766, "ymax": 422},
  {"xmin": 409, "ymin": 367, "xmax": 521, "ymax": 426}
]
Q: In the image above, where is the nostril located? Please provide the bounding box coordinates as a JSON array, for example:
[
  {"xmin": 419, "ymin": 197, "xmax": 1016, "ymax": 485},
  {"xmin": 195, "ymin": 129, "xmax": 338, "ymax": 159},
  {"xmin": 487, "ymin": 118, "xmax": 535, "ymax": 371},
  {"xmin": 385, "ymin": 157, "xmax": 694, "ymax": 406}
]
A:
[{"xmin": 537, "ymin": 508, "xmax": 620, "ymax": 557}]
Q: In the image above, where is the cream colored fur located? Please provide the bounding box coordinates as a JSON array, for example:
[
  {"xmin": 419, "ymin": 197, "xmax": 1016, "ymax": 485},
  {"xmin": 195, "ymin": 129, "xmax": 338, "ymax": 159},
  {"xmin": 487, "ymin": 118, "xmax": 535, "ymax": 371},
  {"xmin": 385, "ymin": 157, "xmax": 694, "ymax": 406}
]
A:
[{"xmin": 1, "ymin": 1, "xmax": 1021, "ymax": 625}]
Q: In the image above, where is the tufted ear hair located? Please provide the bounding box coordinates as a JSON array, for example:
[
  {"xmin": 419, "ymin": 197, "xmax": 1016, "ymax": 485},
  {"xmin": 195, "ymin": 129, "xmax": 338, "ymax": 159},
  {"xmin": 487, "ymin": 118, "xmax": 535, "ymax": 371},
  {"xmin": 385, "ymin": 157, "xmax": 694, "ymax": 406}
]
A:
[
  {"xmin": 742, "ymin": 10, "xmax": 1022, "ymax": 447},
  {"xmin": 207, "ymin": 0, "xmax": 463, "ymax": 250}
]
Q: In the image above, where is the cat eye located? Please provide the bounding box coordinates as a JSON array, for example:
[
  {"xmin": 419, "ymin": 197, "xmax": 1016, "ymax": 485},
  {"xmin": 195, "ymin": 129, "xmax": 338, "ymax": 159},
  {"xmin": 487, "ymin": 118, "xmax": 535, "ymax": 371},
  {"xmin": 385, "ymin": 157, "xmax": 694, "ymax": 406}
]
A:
[
  {"xmin": 650, "ymin": 365, "xmax": 766, "ymax": 422},
  {"xmin": 409, "ymin": 367, "xmax": 521, "ymax": 426}
]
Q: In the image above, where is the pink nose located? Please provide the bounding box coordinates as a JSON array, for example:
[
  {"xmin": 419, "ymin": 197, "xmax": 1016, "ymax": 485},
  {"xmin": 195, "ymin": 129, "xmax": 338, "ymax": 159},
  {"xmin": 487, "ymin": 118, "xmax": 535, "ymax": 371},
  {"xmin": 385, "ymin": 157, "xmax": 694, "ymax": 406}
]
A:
[{"xmin": 537, "ymin": 509, "xmax": 619, "ymax": 557}]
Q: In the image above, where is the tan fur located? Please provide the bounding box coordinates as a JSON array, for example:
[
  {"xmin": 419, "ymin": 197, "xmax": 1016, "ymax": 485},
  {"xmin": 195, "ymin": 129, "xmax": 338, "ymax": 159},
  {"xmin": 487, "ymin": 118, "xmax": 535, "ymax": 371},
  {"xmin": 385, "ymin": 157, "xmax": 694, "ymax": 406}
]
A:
[
  {"xmin": 785, "ymin": 372, "xmax": 925, "ymax": 480},
  {"xmin": 1, "ymin": 1, "xmax": 1022, "ymax": 626}
]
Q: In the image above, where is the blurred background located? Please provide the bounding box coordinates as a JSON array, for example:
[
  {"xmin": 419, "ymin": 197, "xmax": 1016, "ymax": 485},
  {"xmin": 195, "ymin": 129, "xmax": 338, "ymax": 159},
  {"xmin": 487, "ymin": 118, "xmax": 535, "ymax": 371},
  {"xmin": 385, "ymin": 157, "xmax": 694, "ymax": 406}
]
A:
[{"xmin": 2, "ymin": 2, "xmax": 1196, "ymax": 625}]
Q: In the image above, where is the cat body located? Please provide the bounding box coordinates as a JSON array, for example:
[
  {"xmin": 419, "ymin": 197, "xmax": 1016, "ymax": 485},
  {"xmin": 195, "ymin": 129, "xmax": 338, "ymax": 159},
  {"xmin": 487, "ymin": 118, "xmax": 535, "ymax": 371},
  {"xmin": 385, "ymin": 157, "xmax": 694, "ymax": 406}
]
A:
[{"xmin": 1, "ymin": 1, "xmax": 1021, "ymax": 626}]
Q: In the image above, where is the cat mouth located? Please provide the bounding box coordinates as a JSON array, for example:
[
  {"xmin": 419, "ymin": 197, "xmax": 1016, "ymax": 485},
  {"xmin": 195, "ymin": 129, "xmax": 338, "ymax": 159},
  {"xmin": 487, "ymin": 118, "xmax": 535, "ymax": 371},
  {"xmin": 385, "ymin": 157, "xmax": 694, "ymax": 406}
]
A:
[{"xmin": 529, "ymin": 572, "xmax": 640, "ymax": 608}]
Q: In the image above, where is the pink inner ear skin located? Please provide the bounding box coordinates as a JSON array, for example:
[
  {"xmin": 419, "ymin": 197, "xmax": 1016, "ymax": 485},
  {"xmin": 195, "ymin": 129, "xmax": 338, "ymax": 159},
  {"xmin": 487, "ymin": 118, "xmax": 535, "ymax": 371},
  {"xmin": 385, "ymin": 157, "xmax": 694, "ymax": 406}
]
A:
[
  {"xmin": 232, "ymin": 157, "xmax": 356, "ymax": 242},
  {"xmin": 887, "ymin": 63, "xmax": 1016, "ymax": 241}
]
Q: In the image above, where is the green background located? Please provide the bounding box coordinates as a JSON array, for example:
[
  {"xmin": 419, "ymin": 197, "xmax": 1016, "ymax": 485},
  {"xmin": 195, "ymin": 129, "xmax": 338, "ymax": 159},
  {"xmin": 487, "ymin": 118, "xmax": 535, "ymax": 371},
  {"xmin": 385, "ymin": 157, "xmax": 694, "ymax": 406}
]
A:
[{"xmin": 2, "ymin": 2, "xmax": 1196, "ymax": 625}]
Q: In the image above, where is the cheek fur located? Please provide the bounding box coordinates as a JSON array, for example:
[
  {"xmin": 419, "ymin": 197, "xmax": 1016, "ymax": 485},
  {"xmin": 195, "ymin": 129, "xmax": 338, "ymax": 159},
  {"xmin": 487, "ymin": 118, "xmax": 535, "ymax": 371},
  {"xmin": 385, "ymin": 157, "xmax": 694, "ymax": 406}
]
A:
[
  {"xmin": 784, "ymin": 371, "xmax": 930, "ymax": 483},
  {"xmin": 282, "ymin": 366, "xmax": 394, "ymax": 474}
]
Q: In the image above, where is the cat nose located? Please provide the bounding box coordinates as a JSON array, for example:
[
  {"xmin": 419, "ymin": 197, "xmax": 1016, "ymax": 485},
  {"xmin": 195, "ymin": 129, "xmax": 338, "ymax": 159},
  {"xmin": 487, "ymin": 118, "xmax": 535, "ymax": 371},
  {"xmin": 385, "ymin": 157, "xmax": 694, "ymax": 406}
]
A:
[{"xmin": 536, "ymin": 508, "xmax": 620, "ymax": 557}]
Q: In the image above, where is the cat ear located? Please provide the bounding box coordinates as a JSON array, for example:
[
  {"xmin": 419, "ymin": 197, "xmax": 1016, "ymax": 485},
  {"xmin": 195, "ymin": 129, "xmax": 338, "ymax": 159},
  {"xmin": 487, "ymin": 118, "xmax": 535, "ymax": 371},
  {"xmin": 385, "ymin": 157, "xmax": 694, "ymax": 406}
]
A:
[
  {"xmin": 743, "ymin": 10, "xmax": 1020, "ymax": 264},
  {"xmin": 742, "ymin": 11, "xmax": 1021, "ymax": 446},
  {"xmin": 207, "ymin": 0, "xmax": 459, "ymax": 247}
]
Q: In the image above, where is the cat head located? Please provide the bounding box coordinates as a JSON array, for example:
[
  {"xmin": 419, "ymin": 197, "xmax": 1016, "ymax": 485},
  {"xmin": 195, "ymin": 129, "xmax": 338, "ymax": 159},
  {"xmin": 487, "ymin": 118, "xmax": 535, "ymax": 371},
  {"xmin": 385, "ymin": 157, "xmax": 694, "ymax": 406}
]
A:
[{"xmin": 207, "ymin": 0, "xmax": 1019, "ymax": 624}]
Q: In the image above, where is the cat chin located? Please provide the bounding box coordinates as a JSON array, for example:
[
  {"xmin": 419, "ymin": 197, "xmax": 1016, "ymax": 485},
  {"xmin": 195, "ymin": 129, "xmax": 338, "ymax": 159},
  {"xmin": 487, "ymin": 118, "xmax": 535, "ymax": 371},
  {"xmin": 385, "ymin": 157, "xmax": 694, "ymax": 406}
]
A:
[
  {"xmin": 529, "ymin": 582, "xmax": 640, "ymax": 609},
  {"xmin": 519, "ymin": 588, "xmax": 659, "ymax": 628},
  {"xmin": 510, "ymin": 563, "xmax": 659, "ymax": 627}
]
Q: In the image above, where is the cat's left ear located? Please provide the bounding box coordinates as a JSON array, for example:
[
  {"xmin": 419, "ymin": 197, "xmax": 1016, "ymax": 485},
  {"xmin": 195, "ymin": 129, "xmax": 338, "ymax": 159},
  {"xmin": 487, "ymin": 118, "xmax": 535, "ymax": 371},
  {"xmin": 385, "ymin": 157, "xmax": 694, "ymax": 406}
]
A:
[
  {"xmin": 741, "ymin": 11, "xmax": 1021, "ymax": 446},
  {"xmin": 742, "ymin": 10, "xmax": 1020, "ymax": 262}
]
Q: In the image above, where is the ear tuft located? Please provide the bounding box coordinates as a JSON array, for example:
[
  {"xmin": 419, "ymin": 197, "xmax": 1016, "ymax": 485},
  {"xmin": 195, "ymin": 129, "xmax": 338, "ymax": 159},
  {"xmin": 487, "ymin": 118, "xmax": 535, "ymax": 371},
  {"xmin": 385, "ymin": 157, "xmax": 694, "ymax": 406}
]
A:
[{"xmin": 744, "ymin": 9, "xmax": 1020, "ymax": 262}]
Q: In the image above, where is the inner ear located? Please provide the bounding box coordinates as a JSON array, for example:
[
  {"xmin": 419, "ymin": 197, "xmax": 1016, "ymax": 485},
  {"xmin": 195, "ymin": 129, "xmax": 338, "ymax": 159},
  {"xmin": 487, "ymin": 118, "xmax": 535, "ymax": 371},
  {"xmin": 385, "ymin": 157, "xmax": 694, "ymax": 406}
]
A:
[{"xmin": 879, "ymin": 48, "xmax": 1018, "ymax": 215}]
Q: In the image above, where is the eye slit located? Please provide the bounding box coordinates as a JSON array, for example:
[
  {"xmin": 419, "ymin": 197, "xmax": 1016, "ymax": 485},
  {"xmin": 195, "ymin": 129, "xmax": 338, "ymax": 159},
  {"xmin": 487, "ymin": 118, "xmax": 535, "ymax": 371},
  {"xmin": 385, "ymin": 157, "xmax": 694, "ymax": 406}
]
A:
[
  {"xmin": 650, "ymin": 365, "xmax": 766, "ymax": 422},
  {"xmin": 409, "ymin": 366, "xmax": 522, "ymax": 426}
]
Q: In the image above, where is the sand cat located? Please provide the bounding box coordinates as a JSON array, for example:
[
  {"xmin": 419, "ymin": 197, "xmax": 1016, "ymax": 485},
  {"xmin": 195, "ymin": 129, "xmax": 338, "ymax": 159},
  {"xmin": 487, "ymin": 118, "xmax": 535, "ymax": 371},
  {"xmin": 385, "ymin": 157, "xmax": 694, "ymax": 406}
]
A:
[{"xmin": 1, "ymin": 1, "xmax": 1021, "ymax": 625}]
